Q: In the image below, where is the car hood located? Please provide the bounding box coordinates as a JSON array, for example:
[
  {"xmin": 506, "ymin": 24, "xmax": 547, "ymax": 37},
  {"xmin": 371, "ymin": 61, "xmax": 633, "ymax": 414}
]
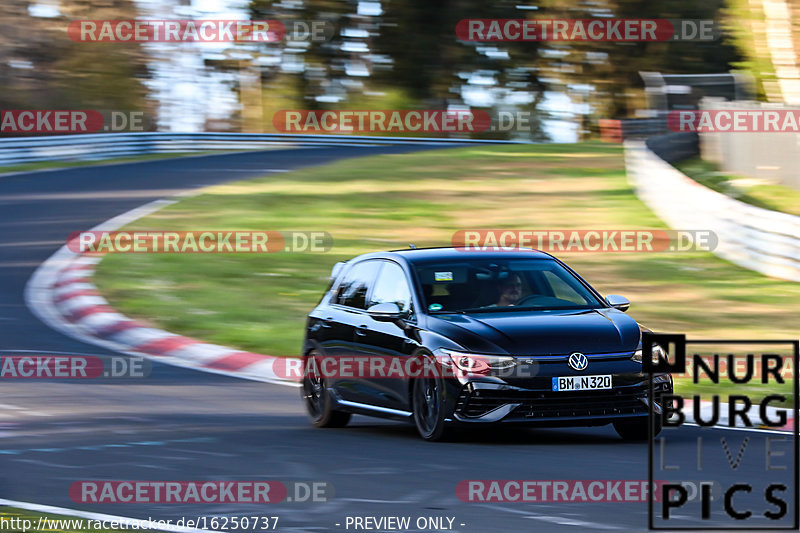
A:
[{"xmin": 428, "ymin": 308, "xmax": 640, "ymax": 356}]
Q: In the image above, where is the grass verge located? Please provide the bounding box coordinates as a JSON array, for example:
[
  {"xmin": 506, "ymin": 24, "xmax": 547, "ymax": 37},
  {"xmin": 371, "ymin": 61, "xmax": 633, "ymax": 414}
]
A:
[
  {"xmin": 93, "ymin": 142, "xmax": 799, "ymax": 401},
  {"xmin": 673, "ymin": 156, "xmax": 800, "ymax": 217}
]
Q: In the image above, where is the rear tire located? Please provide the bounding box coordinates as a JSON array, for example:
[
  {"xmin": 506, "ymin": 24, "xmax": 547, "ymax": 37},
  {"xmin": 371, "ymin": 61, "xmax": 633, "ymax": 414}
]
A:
[
  {"xmin": 613, "ymin": 417, "xmax": 662, "ymax": 441},
  {"xmin": 302, "ymin": 352, "xmax": 351, "ymax": 428},
  {"xmin": 411, "ymin": 358, "xmax": 454, "ymax": 441}
]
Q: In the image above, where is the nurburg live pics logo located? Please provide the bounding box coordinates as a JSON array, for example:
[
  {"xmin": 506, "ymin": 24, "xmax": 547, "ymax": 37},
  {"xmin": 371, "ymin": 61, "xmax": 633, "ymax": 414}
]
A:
[{"xmin": 643, "ymin": 333, "xmax": 799, "ymax": 530}]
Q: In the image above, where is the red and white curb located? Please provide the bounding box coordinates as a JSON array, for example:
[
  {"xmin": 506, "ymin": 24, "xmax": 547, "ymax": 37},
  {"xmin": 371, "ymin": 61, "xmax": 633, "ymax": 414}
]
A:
[{"xmin": 24, "ymin": 196, "xmax": 301, "ymax": 387}]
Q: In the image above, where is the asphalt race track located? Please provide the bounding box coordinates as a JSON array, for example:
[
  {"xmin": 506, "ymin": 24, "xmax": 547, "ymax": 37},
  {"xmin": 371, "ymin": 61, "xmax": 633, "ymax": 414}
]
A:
[{"xmin": 0, "ymin": 147, "xmax": 795, "ymax": 532}]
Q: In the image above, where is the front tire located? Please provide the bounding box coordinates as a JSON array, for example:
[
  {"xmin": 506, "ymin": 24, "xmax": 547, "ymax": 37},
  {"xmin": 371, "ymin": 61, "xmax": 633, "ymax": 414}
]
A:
[
  {"xmin": 302, "ymin": 353, "xmax": 351, "ymax": 428},
  {"xmin": 411, "ymin": 363, "xmax": 453, "ymax": 441},
  {"xmin": 613, "ymin": 417, "xmax": 662, "ymax": 441}
]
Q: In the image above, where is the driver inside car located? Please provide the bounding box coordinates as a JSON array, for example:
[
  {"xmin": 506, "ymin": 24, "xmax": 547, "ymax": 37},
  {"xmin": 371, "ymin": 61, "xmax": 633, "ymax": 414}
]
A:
[{"xmin": 488, "ymin": 272, "xmax": 524, "ymax": 307}]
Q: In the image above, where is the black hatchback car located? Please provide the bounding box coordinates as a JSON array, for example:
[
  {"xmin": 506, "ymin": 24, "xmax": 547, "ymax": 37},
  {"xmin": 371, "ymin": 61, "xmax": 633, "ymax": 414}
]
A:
[{"xmin": 301, "ymin": 247, "xmax": 672, "ymax": 441}]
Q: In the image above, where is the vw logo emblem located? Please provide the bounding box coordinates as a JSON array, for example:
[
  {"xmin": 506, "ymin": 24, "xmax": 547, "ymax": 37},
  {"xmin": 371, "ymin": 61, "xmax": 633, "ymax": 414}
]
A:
[{"xmin": 568, "ymin": 352, "xmax": 588, "ymax": 371}]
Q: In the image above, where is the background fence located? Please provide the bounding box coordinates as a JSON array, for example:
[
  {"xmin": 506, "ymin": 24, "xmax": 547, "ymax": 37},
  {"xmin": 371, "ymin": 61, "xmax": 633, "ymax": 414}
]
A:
[{"xmin": 626, "ymin": 135, "xmax": 800, "ymax": 282}]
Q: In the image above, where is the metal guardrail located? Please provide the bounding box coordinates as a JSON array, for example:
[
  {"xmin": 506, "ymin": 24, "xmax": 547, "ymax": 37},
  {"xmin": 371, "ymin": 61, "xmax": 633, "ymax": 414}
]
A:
[
  {"xmin": 598, "ymin": 118, "xmax": 667, "ymax": 142},
  {"xmin": 625, "ymin": 139, "xmax": 800, "ymax": 283},
  {"xmin": 0, "ymin": 132, "xmax": 523, "ymax": 166},
  {"xmin": 644, "ymin": 132, "xmax": 699, "ymax": 164}
]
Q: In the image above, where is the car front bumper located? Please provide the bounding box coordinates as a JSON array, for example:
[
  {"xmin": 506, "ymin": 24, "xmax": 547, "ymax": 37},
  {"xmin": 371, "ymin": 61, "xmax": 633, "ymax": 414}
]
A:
[{"xmin": 450, "ymin": 373, "xmax": 672, "ymax": 425}]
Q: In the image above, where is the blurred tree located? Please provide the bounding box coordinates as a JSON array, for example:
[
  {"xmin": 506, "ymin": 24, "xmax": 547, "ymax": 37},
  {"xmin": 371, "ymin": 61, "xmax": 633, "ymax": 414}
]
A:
[
  {"xmin": 537, "ymin": 0, "xmax": 742, "ymax": 133},
  {"xmin": 722, "ymin": 0, "xmax": 779, "ymax": 102},
  {"xmin": 248, "ymin": 0, "xmax": 549, "ymax": 139},
  {"xmin": 249, "ymin": 0, "xmax": 353, "ymax": 108},
  {"xmin": 373, "ymin": 1, "xmax": 541, "ymax": 101},
  {"xmin": 245, "ymin": 0, "xmax": 742, "ymax": 139},
  {"xmin": 374, "ymin": 0, "xmax": 549, "ymax": 140},
  {"xmin": 0, "ymin": 1, "xmax": 151, "ymax": 117}
]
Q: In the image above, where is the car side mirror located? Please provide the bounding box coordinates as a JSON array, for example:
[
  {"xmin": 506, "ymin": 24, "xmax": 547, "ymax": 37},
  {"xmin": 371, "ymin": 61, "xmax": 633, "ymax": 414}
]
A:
[
  {"xmin": 605, "ymin": 294, "xmax": 630, "ymax": 312},
  {"xmin": 329, "ymin": 261, "xmax": 346, "ymax": 280},
  {"xmin": 367, "ymin": 302, "xmax": 403, "ymax": 322}
]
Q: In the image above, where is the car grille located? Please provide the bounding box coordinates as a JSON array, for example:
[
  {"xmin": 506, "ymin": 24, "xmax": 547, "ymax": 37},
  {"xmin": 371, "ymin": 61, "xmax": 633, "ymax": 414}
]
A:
[{"xmin": 455, "ymin": 386, "xmax": 666, "ymax": 419}]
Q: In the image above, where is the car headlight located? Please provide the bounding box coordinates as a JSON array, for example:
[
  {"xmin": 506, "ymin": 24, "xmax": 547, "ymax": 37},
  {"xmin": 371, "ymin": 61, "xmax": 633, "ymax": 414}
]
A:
[
  {"xmin": 434, "ymin": 349, "xmax": 516, "ymax": 375},
  {"xmin": 632, "ymin": 343, "xmax": 667, "ymax": 365}
]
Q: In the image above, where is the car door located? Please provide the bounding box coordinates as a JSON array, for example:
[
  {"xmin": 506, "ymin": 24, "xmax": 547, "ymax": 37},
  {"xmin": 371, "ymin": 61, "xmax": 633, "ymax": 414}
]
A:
[
  {"xmin": 325, "ymin": 259, "xmax": 382, "ymax": 403},
  {"xmin": 357, "ymin": 260, "xmax": 421, "ymax": 411}
]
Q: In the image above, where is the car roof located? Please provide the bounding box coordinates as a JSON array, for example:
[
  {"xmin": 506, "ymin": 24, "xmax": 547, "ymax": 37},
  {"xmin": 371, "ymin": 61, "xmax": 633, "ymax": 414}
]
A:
[{"xmin": 382, "ymin": 246, "xmax": 554, "ymax": 263}]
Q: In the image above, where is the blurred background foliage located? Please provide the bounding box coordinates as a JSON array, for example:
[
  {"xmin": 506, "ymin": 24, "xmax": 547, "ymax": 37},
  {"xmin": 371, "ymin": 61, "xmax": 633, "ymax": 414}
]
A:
[
  {"xmin": 1, "ymin": 0, "xmax": 751, "ymax": 139},
  {"xmin": 0, "ymin": 1, "xmax": 151, "ymax": 115}
]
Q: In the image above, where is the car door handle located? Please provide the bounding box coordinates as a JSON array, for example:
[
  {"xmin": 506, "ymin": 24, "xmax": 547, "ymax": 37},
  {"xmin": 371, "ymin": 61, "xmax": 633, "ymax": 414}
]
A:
[{"xmin": 355, "ymin": 325, "xmax": 369, "ymax": 336}]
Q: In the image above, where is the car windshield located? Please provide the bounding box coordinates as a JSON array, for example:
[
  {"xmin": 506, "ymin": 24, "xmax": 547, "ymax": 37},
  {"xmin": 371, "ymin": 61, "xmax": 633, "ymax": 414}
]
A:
[{"xmin": 412, "ymin": 258, "xmax": 605, "ymax": 313}]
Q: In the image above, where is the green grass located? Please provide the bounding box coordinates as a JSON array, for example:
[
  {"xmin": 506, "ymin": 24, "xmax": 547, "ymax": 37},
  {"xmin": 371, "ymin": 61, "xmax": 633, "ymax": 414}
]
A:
[
  {"xmin": 673, "ymin": 157, "xmax": 800, "ymax": 217},
  {"xmin": 93, "ymin": 142, "xmax": 799, "ymax": 400}
]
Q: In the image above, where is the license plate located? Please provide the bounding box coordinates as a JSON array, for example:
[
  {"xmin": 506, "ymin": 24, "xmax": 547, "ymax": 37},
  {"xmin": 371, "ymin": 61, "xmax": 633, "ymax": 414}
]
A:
[{"xmin": 552, "ymin": 375, "xmax": 612, "ymax": 391}]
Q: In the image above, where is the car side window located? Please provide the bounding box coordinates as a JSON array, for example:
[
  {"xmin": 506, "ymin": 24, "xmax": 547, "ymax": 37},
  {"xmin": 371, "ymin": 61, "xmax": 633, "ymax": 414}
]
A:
[
  {"xmin": 369, "ymin": 261, "xmax": 413, "ymax": 316},
  {"xmin": 335, "ymin": 260, "xmax": 382, "ymax": 309}
]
